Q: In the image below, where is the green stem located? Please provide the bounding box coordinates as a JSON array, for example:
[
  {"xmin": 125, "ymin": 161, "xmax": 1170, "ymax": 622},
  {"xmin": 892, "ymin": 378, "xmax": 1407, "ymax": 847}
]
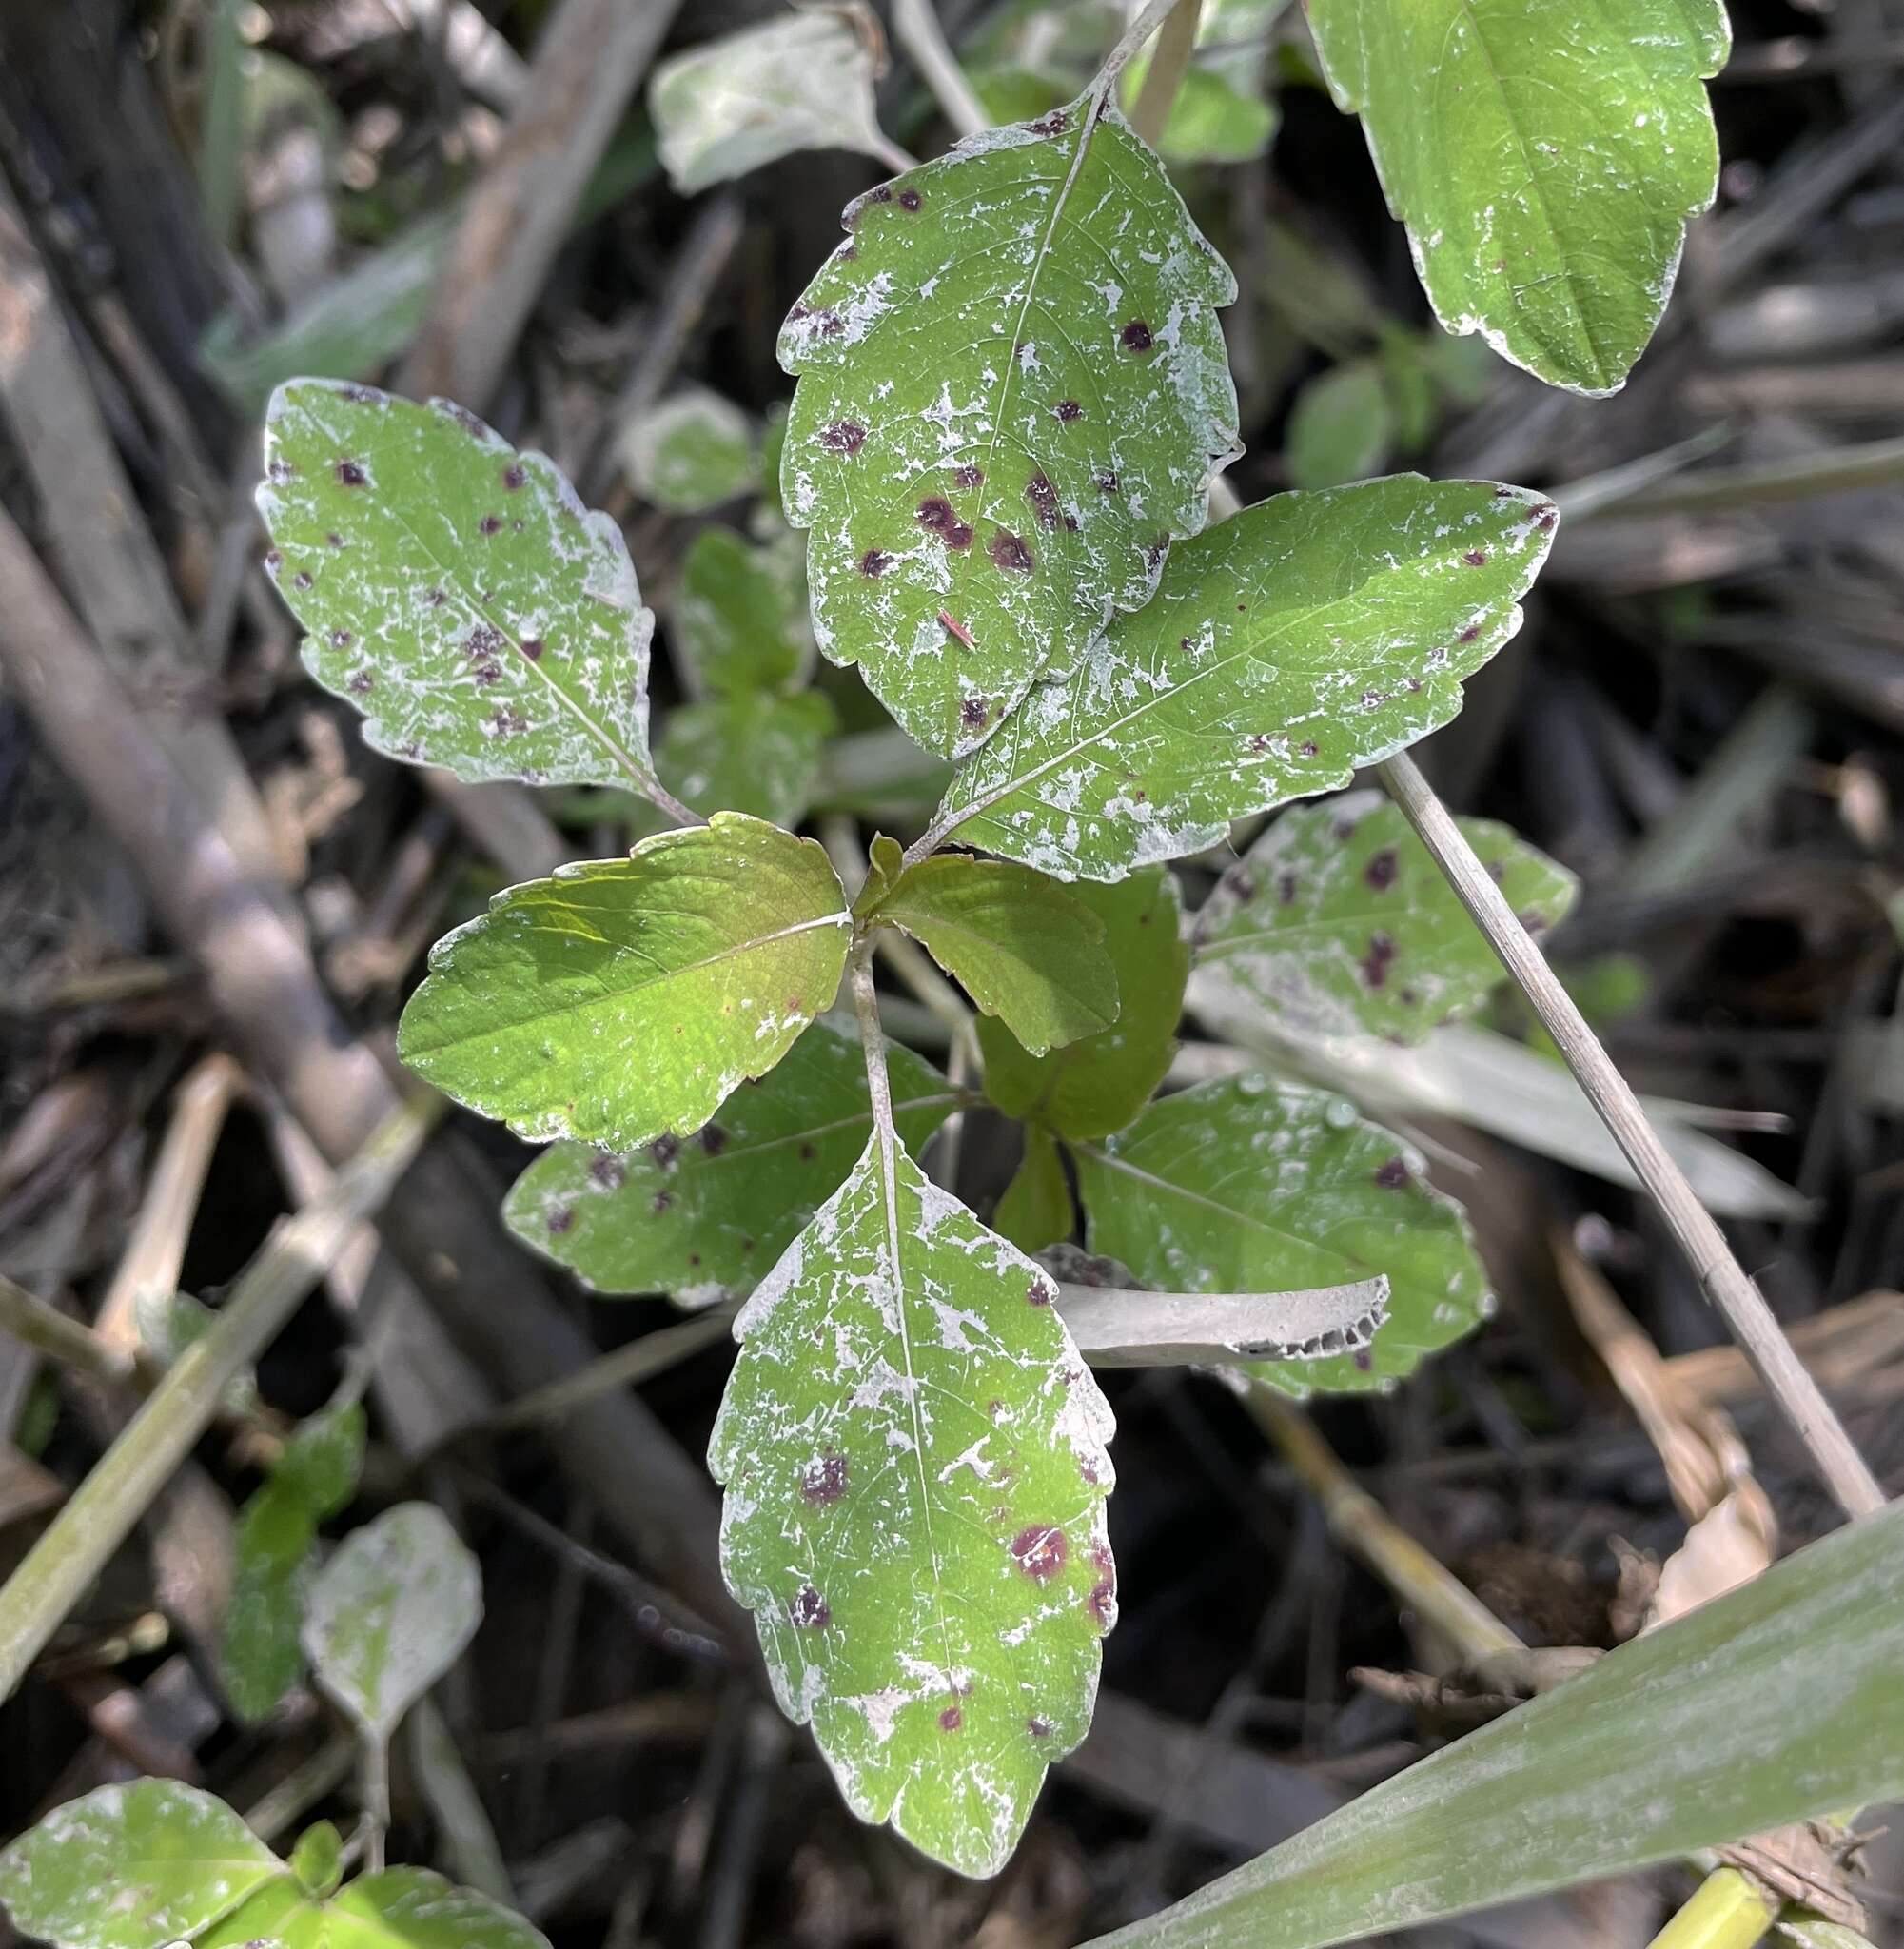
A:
[
  {"xmin": 1128, "ymin": 0, "xmax": 1203, "ymax": 148},
  {"xmin": 1647, "ymin": 1868, "xmax": 1776, "ymax": 1949},
  {"xmin": 0, "ymin": 1093, "xmax": 440, "ymax": 1703}
]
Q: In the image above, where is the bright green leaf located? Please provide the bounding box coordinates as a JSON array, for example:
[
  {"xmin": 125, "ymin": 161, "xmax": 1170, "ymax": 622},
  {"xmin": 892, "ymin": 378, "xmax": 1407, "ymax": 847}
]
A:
[
  {"xmin": 1122, "ymin": 56, "xmax": 1278, "ymax": 165},
  {"xmin": 929, "ymin": 475, "xmax": 1557, "ymax": 880},
  {"xmin": 504, "ymin": 1023, "xmax": 957, "ymax": 1302},
  {"xmin": 619, "ymin": 386, "xmax": 758, "ymax": 514},
  {"xmin": 203, "ymin": 1865, "xmax": 550, "ymax": 1949},
  {"xmin": 860, "ymin": 841, "xmax": 1118, "ymax": 1056},
  {"xmin": 287, "ymin": 1821, "xmax": 342, "ymax": 1900},
  {"xmin": 672, "ymin": 526, "xmax": 806, "ymax": 695},
  {"xmin": 709, "ymin": 1132, "xmax": 1116, "ymax": 1879},
  {"xmin": 978, "ymin": 867, "xmax": 1187, "ymax": 1139},
  {"xmin": 1194, "ymin": 791, "xmax": 1577, "ymax": 1045},
  {"xmin": 1306, "ymin": 0, "xmax": 1730, "ymax": 395},
  {"xmin": 0, "ymin": 1780, "xmax": 282, "ymax": 1949},
  {"xmin": 1286, "ymin": 360, "xmax": 1393, "ymax": 488},
  {"xmin": 1072, "ymin": 1076, "xmax": 1488, "ymax": 1397},
  {"xmin": 260, "ymin": 379, "xmax": 657, "ymax": 791},
  {"xmin": 650, "ymin": 6, "xmax": 898, "ymax": 195},
  {"xmin": 779, "ymin": 97, "xmax": 1240, "ymax": 758},
  {"xmin": 398, "ymin": 814, "xmax": 853, "ymax": 1151},
  {"xmin": 222, "ymin": 1401, "xmax": 367, "ymax": 1723},
  {"xmin": 994, "ymin": 1125, "xmax": 1076, "ymax": 1254},
  {"xmin": 1082, "ymin": 1498, "xmax": 1904, "ymax": 1949},
  {"xmin": 658, "ymin": 691, "xmax": 837, "ymax": 825},
  {"xmin": 304, "ymin": 1502, "xmax": 481, "ymax": 1740}
]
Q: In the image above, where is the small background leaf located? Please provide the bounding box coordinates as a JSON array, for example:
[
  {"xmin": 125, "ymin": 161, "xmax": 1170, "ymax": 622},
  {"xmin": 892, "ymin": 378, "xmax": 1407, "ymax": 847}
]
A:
[
  {"xmin": 260, "ymin": 379, "xmax": 656, "ymax": 790},
  {"xmin": 994, "ymin": 1125, "xmax": 1077, "ymax": 1254},
  {"xmin": 671, "ymin": 525, "xmax": 808, "ymax": 695},
  {"xmin": 619, "ymin": 386, "xmax": 759, "ymax": 514},
  {"xmin": 658, "ymin": 690, "xmax": 837, "ymax": 825},
  {"xmin": 1286, "ymin": 360, "xmax": 1394, "ymax": 489},
  {"xmin": 304, "ymin": 1502, "xmax": 481, "ymax": 1739}
]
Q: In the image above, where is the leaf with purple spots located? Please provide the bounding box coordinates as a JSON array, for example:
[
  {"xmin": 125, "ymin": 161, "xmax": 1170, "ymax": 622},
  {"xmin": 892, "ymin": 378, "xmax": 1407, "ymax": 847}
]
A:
[
  {"xmin": 1072, "ymin": 1075, "xmax": 1489, "ymax": 1398},
  {"xmin": 709, "ymin": 1132, "xmax": 1115, "ymax": 1878},
  {"xmin": 926, "ymin": 475, "xmax": 1557, "ymax": 880},
  {"xmin": 1194, "ymin": 791, "xmax": 1576, "ymax": 1045},
  {"xmin": 777, "ymin": 95, "xmax": 1240, "ymax": 758},
  {"xmin": 259, "ymin": 379, "xmax": 661, "ymax": 794}
]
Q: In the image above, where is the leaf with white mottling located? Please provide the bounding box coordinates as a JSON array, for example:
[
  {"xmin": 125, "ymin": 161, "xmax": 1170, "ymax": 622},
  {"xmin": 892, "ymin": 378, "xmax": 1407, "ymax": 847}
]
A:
[
  {"xmin": 978, "ymin": 866, "xmax": 1187, "ymax": 1140},
  {"xmin": 709, "ymin": 1134, "xmax": 1116, "ymax": 1878},
  {"xmin": 859, "ymin": 841, "xmax": 1118, "ymax": 1056},
  {"xmin": 200, "ymin": 1866, "xmax": 550, "ymax": 1949},
  {"xmin": 1195, "ymin": 791, "xmax": 1577, "ymax": 1045},
  {"xmin": 1072, "ymin": 1076, "xmax": 1489, "ymax": 1398},
  {"xmin": 260, "ymin": 379, "xmax": 656, "ymax": 790},
  {"xmin": 779, "ymin": 96, "xmax": 1240, "ymax": 758},
  {"xmin": 504, "ymin": 1023, "xmax": 957, "ymax": 1303},
  {"xmin": 651, "ymin": 5, "xmax": 897, "ymax": 195},
  {"xmin": 398, "ymin": 814, "xmax": 853, "ymax": 1151},
  {"xmin": 303, "ymin": 1503, "xmax": 481, "ymax": 1740},
  {"xmin": 1307, "ymin": 0, "xmax": 1729, "ymax": 395},
  {"xmin": 0, "ymin": 1781, "xmax": 282, "ymax": 1949},
  {"xmin": 927, "ymin": 475, "xmax": 1556, "ymax": 880},
  {"xmin": 658, "ymin": 691, "xmax": 838, "ymax": 826},
  {"xmin": 619, "ymin": 386, "xmax": 758, "ymax": 514}
]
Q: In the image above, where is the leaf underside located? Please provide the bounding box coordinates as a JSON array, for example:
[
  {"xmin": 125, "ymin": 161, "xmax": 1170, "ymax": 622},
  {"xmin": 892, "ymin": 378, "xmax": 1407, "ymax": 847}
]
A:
[
  {"xmin": 260, "ymin": 378, "xmax": 655, "ymax": 788},
  {"xmin": 505, "ymin": 1023, "xmax": 957, "ymax": 1304},
  {"xmin": 1194, "ymin": 790, "xmax": 1578, "ymax": 1045},
  {"xmin": 932, "ymin": 475, "xmax": 1557, "ymax": 880},
  {"xmin": 1073, "ymin": 1076, "xmax": 1490, "ymax": 1397},
  {"xmin": 709, "ymin": 1133, "xmax": 1116, "ymax": 1878},
  {"xmin": 398, "ymin": 813, "xmax": 852, "ymax": 1152},
  {"xmin": 779, "ymin": 93, "xmax": 1240, "ymax": 758},
  {"xmin": 1307, "ymin": 0, "xmax": 1729, "ymax": 395}
]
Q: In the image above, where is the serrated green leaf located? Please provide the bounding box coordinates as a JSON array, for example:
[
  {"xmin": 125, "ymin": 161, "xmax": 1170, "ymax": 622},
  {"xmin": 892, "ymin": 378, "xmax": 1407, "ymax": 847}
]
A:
[
  {"xmin": 259, "ymin": 379, "xmax": 656, "ymax": 791},
  {"xmin": 0, "ymin": 1780, "xmax": 283, "ymax": 1949},
  {"xmin": 1286, "ymin": 360, "xmax": 1394, "ymax": 489},
  {"xmin": 202, "ymin": 1866, "xmax": 549, "ymax": 1949},
  {"xmin": 619, "ymin": 387, "xmax": 758, "ymax": 514},
  {"xmin": 658, "ymin": 691, "xmax": 838, "ymax": 825},
  {"xmin": 222, "ymin": 1402, "xmax": 367, "ymax": 1723},
  {"xmin": 978, "ymin": 867, "xmax": 1187, "ymax": 1139},
  {"xmin": 993, "ymin": 1125, "xmax": 1076, "ymax": 1254},
  {"xmin": 928, "ymin": 475, "xmax": 1556, "ymax": 880},
  {"xmin": 650, "ymin": 6, "xmax": 896, "ymax": 195},
  {"xmin": 505, "ymin": 1023, "xmax": 958, "ymax": 1302},
  {"xmin": 778, "ymin": 97, "xmax": 1240, "ymax": 758},
  {"xmin": 1072, "ymin": 1076, "xmax": 1488, "ymax": 1397},
  {"xmin": 287, "ymin": 1822, "xmax": 342, "ymax": 1900},
  {"xmin": 672, "ymin": 526, "xmax": 806, "ymax": 695},
  {"xmin": 1306, "ymin": 0, "xmax": 1729, "ymax": 395},
  {"xmin": 398, "ymin": 814, "xmax": 853, "ymax": 1151},
  {"xmin": 860, "ymin": 841, "xmax": 1118, "ymax": 1056},
  {"xmin": 1194, "ymin": 791, "xmax": 1577, "ymax": 1045},
  {"xmin": 709, "ymin": 1132, "xmax": 1116, "ymax": 1879},
  {"xmin": 304, "ymin": 1503, "xmax": 481, "ymax": 1740}
]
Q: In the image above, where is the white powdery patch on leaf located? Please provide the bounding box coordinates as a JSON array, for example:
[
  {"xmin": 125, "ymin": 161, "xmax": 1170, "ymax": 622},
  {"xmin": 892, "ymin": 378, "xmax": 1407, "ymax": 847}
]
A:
[
  {"xmin": 932, "ymin": 475, "xmax": 1558, "ymax": 881},
  {"xmin": 260, "ymin": 379, "xmax": 656, "ymax": 789},
  {"xmin": 777, "ymin": 94, "xmax": 1240, "ymax": 759},
  {"xmin": 709, "ymin": 1132, "xmax": 1116, "ymax": 1878}
]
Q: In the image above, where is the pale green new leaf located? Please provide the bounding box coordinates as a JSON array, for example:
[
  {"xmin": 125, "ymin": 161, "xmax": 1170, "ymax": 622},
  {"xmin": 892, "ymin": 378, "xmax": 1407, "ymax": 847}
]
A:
[
  {"xmin": 398, "ymin": 814, "xmax": 853, "ymax": 1151},
  {"xmin": 304, "ymin": 1503, "xmax": 481, "ymax": 1740},
  {"xmin": 710, "ymin": 1132, "xmax": 1116, "ymax": 1878},
  {"xmin": 658, "ymin": 691, "xmax": 837, "ymax": 825},
  {"xmin": 222, "ymin": 1401, "xmax": 367, "ymax": 1722},
  {"xmin": 202, "ymin": 1866, "xmax": 549, "ymax": 1949},
  {"xmin": 1073, "ymin": 1077, "xmax": 1488, "ymax": 1397},
  {"xmin": 505, "ymin": 1023, "xmax": 957, "ymax": 1303},
  {"xmin": 672, "ymin": 525, "xmax": 806, "ymax": 695},
  {"xmin": 779, "ymin": 97, "xmax": 1240, "ymax": 758},
  {"xmin": 0, "ymin": 1780, "xmax": 282, "ymax": 1949},
  {"xmin": 1286, "ymin": 360, "xmax": 1393, "ymax": 489},
  {"xmin": 260, "ymin": 379, "xmax": 656, "ymax": 790},
  {"xmin": 1084, "ymin": 1499, "xmax": 1904, "ymax": 1949},
  {"xmin": 1306, "ymin": 0, "xmax": 1730, "ymax": 396},
  {"xmin": 979, "ymin": 867, "xmax": 1188, "ymax": 1139},
  {"xmin": 928, "ymin": 476, "xmax": 1556, "ymax": 880},
  {"xmin": 993, "ymin": 1125, "xmax": 1076, "ymax": 1254},
  {"xmin": 650, "ymin": 6, "xmax": 897, "ymax": 195},
  {"xmin": 288, "ymin": 1821, "xmax": 343, "ymax": 1900},
  {"xmin": 1195, "ymin": 791, "xmax": 1577, "ymax": 1045},
  {"xmin": 860, "ymin": 841, "xmax": 1118, "ymax": 1056},
  {"xmin": 619, "ymin": 386, "xmax": 759, "ymax": 514}
]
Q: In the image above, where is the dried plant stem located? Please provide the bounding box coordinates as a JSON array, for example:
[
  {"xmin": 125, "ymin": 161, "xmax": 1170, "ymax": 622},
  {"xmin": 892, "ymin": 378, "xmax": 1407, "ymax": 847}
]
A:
[
  {"xmin": 0, "ymin": 1094, "xmax": 440, "ymax": 1703},
  {"xmin": 1380, "ymin": 751, "xmax": 1884, "ymax": 1523},
  {"xmin": 1128, "ymin": 0, "xmax": 1203, "ymax": 148}
]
